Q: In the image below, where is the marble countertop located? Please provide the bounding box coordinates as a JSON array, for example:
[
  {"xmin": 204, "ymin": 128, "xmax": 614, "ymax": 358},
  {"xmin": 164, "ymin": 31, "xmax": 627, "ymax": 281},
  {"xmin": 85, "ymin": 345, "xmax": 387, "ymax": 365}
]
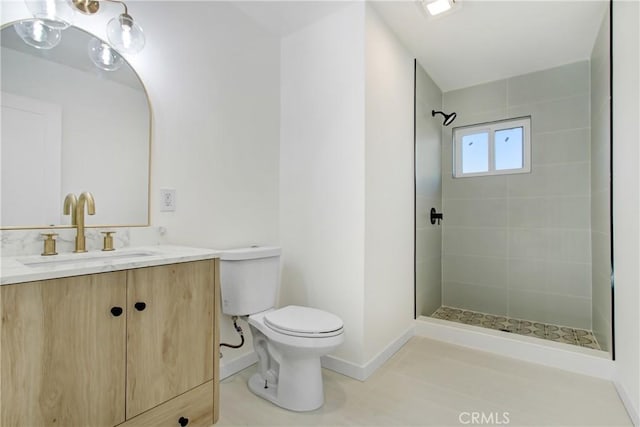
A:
[{"xmin": 1, "ymin": 245, "xmax": 221, "ymax": 285}]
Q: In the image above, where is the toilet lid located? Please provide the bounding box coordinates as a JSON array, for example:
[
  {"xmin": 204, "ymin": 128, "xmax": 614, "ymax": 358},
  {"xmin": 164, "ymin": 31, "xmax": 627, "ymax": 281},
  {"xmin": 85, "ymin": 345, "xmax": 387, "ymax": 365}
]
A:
[{"xmin": 264, "ymin": 306, "xmax": 343, "ymax": 337}]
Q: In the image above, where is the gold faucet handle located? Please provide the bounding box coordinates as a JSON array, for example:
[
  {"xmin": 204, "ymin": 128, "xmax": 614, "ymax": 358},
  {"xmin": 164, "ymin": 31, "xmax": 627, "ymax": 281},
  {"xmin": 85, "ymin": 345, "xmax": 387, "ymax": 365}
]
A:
[
  {"xmin": 101, "ymin": 231, "xmax": 115, "ymax": 252},
  {"xmin": 41, "ymin": 233, "xmax": 58, "ymax": 256}
]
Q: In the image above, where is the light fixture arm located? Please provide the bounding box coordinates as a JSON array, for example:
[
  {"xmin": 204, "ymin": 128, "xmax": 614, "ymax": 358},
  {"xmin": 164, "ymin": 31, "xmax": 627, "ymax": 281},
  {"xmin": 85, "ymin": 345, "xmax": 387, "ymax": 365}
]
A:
[
  {"xmin": 103, "ymin": 0, "xmax": 128, "ymax": 17},
  {"xmin": 72, "ymin": 0, "xmax": 130, "ymax": 16}
]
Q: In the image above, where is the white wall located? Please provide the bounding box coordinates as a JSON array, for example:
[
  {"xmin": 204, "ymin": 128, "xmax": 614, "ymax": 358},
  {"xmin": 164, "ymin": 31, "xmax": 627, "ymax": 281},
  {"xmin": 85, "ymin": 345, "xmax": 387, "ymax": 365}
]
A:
[
  {"xmin": 414, "ymin": 62, "xmax": 443, "ymax": 318},
  {"xmin": 280, "ymin": 2, "xmax": 366, "ymax": 363},
  {"xmin": 280, "ymin": 3, "xmax": 416, "ymax": 368},
  {"xmin": 363, "ymin": 4, "xmax": 415, "ymax": 362},
  {"xmin": 612, "ymin": 0, "xmax": 640, "ymax": 422},
  {"xmin": 1, "ymin": 1, "xmax": 281, "ymax": 365}
]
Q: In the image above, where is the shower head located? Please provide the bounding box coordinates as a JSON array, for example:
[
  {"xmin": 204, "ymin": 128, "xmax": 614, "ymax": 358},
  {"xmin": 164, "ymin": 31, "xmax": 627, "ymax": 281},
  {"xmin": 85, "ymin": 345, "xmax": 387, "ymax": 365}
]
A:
[{"xmin": 432, "ymin": 110, "xmax": 457, "ymax": 126}]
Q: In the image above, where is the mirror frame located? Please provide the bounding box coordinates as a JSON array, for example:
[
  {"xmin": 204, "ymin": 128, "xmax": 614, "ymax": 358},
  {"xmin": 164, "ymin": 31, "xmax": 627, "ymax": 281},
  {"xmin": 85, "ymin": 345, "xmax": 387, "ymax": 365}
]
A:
[{"xmin": 0, "ymin": 20, "xmax": 152, "ymax": 230}]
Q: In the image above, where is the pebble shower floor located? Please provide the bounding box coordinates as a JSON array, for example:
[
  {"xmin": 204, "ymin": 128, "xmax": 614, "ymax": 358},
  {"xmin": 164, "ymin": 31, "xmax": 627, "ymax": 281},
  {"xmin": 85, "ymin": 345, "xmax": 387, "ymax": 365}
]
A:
[{"xmin": 431, "ymin": 306, "xmax": 600, "ymax": 350}]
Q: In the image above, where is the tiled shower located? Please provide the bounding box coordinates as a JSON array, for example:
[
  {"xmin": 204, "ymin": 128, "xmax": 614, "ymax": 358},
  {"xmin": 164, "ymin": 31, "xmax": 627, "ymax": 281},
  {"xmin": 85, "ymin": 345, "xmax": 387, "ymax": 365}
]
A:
[{"xmin": 415, "ymin": 8, "xmax": 611, "ymax": 353}]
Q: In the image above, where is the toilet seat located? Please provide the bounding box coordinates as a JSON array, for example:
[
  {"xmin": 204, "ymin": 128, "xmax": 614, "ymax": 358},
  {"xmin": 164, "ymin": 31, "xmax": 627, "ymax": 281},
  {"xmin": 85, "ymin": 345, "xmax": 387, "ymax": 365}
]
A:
[{"xmin": 264, "ymin": 306, "xmax": 344, "ymax": 338}]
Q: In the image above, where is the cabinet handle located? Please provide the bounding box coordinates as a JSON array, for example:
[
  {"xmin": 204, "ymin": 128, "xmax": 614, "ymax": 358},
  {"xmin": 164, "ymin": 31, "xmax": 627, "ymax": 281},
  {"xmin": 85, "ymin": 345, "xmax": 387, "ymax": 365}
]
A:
[
  {"xmin": 178, "ymin": 416, "xmax": 189, "ymax": 426},
  {"xmin": 110, "ymin": 306, "xmax": 123, "ymax": 317},
  {"xmin": 134, "ymin": 302, "xmax": 147, "ymax": 311}
]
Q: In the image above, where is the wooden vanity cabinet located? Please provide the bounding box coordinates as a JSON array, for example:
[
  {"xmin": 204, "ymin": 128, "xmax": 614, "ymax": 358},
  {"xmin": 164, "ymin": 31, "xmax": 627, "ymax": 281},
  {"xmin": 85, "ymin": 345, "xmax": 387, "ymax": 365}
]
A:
[
  {"xmin": 126, "ymin": 260, "xmax": 215, "ymax": 419},
  {"xmin": 0, "ymin": 259, "xmax": 219, "ymax": 427},
  {"xmin": 1, "ymin": 271, "xmax": 128, "ymax": 427}
]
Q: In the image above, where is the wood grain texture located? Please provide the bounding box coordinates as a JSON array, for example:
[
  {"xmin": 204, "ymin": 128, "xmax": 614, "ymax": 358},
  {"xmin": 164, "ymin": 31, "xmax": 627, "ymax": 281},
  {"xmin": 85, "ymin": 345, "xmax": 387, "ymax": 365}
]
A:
[
  {"xmin": 118, "ymin": 381, "xmax": 213, "ymax": 427},
  {"xmin": 126, "ymin": 260, "xmax": 215, "ymax": 419},
  {"xmin": 1, "ymin": 272, "xmax": 127, "ymax": 427}
]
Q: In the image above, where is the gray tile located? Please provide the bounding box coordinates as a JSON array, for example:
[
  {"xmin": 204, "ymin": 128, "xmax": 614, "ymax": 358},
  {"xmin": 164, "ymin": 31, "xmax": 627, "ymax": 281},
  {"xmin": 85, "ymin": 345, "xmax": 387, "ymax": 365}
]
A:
[
  {"xmin": 442, "ymin": 282, "xmax": 507, "ymax": 315},
  {"xmin": 442, "ymin": 254, "xmax": 508, "ymax": 288},
  {"xmin": 442, "ymin": 227, "xmax": 508, "ymax": 257},
  {"xmin": 507, "ymin": 61, "xmax": 590, "ymax": 106},
  {"xmin": 508, "ymin": 94, "xmax": 590, "ymax": 134},
  {"xmin": 531, "ymin": 128, "xmax": 590, "ymax": 166},
  {"xmin": 443, "ymin": 80, "xmax": 507, "ymax": 116}
]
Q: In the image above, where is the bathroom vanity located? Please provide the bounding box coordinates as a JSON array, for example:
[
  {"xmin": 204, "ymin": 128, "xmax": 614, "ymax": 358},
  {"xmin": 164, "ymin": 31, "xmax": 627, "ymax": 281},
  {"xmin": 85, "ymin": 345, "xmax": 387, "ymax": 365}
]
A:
[{"xmin": 0, "ymin": 246, "xmax": 220, "ymax": 427}]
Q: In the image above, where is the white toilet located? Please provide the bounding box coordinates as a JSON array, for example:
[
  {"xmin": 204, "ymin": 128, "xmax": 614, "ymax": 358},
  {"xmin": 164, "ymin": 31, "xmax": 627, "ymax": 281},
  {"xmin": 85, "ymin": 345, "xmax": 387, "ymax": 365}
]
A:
[{"xmin": 219, "ymin": 246, "xmax": 344, "ymax": 412}]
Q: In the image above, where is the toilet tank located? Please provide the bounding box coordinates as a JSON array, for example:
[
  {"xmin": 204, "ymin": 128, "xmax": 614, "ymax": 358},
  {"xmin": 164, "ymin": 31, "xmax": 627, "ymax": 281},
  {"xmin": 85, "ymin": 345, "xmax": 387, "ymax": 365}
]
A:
[{"xmin": 219, "ymin": 246, "xmax": 281, "ymax": 316}]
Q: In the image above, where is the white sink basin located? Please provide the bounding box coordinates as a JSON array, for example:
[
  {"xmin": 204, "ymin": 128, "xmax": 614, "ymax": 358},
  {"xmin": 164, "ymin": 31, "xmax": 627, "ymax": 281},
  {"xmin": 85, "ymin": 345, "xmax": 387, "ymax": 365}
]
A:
[{"xmin": 18, "ymin": 250, "xmax": 159, "ymax": 267}]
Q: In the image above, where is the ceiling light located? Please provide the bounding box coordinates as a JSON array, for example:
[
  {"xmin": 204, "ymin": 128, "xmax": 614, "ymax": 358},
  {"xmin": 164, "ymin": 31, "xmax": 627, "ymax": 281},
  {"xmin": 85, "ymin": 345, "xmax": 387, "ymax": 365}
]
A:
[{"xmin": 422, "ymin": 0, "xmax": 458, "ymax": 17}]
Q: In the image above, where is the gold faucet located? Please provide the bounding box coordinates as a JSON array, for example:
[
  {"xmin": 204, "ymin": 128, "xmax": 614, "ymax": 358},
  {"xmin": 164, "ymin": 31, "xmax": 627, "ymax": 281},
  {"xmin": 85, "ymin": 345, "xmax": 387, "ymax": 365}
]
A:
[
  {"xmin": 63, "ymin": 193, "xmax": 78, "ymax": 225},
  {"xmin": 74, "ymin": 192, "xmax": 96, "ymax": 253}
]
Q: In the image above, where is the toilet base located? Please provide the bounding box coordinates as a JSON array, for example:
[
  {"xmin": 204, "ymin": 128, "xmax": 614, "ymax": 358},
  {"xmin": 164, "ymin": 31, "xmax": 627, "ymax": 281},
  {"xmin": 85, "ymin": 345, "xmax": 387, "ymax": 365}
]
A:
[{"xmin": 248, "ymin": 369, "xmax": 324, "ymax": 412}]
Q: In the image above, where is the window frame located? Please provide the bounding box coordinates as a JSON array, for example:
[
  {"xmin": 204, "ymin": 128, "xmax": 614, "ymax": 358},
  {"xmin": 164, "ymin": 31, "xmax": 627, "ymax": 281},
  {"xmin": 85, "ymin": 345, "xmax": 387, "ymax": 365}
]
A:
[{"xmin": 453, "ymin": 116, "xmax": 532, "ymax": 178}]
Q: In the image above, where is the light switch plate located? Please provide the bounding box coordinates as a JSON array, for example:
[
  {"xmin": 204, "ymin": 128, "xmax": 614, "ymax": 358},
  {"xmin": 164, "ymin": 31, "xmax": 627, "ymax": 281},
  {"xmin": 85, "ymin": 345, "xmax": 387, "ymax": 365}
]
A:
[{"xmin": 160, "ymin": 188, "xmax": 176, "ymax": 212}]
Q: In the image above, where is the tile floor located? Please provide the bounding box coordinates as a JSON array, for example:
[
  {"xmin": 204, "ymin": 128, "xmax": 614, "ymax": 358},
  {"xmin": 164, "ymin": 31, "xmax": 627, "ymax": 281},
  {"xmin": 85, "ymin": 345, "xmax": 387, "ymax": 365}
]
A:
[
  {"xmin": 431, "ymin": 306, "xmax": 601, "ymax": 350},
  {"xmin": 217, "ymin": 337, "xmax": 631, "ymax": 426}
]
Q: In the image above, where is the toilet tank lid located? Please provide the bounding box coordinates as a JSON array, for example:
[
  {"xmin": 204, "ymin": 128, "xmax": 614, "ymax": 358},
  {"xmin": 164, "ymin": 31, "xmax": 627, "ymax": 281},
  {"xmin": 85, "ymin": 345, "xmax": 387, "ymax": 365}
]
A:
[{"xmin": 219, "ymin": 246, "xmax": 281, "ymax": 261}]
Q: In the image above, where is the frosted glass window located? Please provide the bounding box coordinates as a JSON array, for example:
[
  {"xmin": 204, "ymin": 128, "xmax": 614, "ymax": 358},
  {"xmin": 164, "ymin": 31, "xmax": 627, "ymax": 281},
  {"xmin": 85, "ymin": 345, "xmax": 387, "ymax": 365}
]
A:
[
  {"xmin": 453, "ymin": 116, "xmax": 531, "ymax": 178},
  {"xmin": 461, "ymin": 132, "xmax": 489, "ymax": 174},
  {"xmin": 495, "ymin": 127, "xmax": 523, "ymax": 170}
]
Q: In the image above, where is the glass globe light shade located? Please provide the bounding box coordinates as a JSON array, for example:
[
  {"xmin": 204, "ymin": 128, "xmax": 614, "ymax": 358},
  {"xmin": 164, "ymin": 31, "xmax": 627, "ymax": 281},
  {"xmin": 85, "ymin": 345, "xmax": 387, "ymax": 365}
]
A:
[
  {"xmin": 88, "ymin": 38, "xmax": 124, "ymax": 72},
  {"xmin": 24, "ymin": 0, "xmax": 74, "ymax": 30},
  {"xmin": 106, "ymin": 14, "xmax": 145, "ymax": 54},
  {"xmin": 14, "ymin": 19, "xmax": 62, "ymax": 50}
]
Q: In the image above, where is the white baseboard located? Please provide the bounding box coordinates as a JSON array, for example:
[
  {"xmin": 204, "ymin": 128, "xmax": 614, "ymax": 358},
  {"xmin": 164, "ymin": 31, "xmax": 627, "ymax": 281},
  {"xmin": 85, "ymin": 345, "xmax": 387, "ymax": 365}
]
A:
[
  {"xmin": 614, "ymin": 380, "xmax": 640, "ymax": 426},
  {"xmin": 321, "ymin": 326, "xmax": 414, "ymax": 381},
  {"xmin": 220, "ymin": 351, "xmax": 257, "ymax": 380},
  {"xmin": 415, "ymin": 316, "xmax": 615, "ymax": 380}
]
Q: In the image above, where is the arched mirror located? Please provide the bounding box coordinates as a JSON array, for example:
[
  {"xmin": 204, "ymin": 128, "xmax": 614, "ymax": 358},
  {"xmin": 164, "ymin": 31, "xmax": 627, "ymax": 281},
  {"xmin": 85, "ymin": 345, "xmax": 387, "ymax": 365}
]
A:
[{"xmin": 1, "ymin": 20, "xmax": 150, "ymax": 229}]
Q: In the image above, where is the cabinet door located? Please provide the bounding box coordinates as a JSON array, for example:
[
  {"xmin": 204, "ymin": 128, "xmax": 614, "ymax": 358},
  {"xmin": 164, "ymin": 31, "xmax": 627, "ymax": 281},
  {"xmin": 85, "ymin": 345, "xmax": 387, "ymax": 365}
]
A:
[
  {"xmin": 126, "ymin": 260, "xmax": 214, "ymax": 419},
  {"xmin": 0, "ymin": 272, "xmax": 127, "ymax": 427}
]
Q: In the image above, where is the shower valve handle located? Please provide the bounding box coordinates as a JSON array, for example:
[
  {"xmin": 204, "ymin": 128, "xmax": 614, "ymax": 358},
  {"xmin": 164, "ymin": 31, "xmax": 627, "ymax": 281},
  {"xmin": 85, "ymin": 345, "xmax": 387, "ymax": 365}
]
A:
[{"xmin": 430, "ymin": 208, "xmax": 443, "ymax": 225}]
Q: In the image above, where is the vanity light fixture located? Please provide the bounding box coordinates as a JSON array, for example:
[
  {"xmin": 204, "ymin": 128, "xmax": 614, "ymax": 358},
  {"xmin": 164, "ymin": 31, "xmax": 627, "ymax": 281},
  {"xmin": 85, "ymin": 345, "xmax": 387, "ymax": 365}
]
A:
[
  {"xmin": 24, "ymin": 0, "xmax": 74, "ymax": 29},
  {"xmin": 13, "ymin": 19, "xmax": 62, "ymax": 49},
  {"xmin": 73, "ymin": 0, "xmax": 145, "ymax": 54},
  {"xmin": 21, "ymin": 0, "xmax": 145, "ymax": 54},
  {"xmin": 88, "ymin": 37, "xmax": 124, "ymax": 71}
]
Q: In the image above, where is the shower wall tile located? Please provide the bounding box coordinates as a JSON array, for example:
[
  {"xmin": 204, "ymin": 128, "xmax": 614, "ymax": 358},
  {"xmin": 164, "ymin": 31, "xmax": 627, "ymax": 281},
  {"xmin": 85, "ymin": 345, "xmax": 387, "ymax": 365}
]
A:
[
  {"xmin": 508, "ymin": 229, "xmax": 591, "ymax": 263},
  {"xmin": 532, "ymin": 129, "xmax": 591, "ymax": 165},
  {"xmin": 442, "ymin": 227, "xmax": 507, "ymax": 258},
  {"xmin": 590, "ymin": 8, "xmax": 611, "ymax": 351},
  {"xmin": 508, "ymin": 289, "xmax": 591, "ymax": 329},
  {"xmin": 416, "ymin": 256, "xmax": 441, "ymax": 317},
  {"xmin": 508, "ymin": 197, "xmax": 591, "ymax": 230},
  {"xmin": 442, "ymin": 60, "xmax": 594, "ymax": 329},
  {"xmin": 546, "ymin": 196, "xmax": 591, "ymax": 229},
  {"xmin": 506, "ymin": 163, "xmax": 590, "ymax": 198},
  {"xmin": 443, "ymin": 198, "xmax": 508, "ymax": 228},
  {"xmin": 416, "ymin": 227, "xmax": 442, "ymax": 261},
  {"xmin": 443, "ymin": 80, "xmax": 507, "ymax": 116},
  {"xmin": 508, "ymin": 94, "xmax": 590, "ymax": 134},
  {"xmin": 507, "ymin": 61, "xmax": 590, "ymax": 106},
  {"xmin": 415, "ymin": 63, "xmax": 443, "ymax": 317},
  {"xmin": 508, "ymin": 259, "xmax": 591, "ymax": 298},
  {"xmin": 443, "ymin": 254, "xmax": 507, "ymax": 288},
  {"xmin": 443, "ymin": 281, "xmax": 507, "ymax": 316},
  {"xmin": 442, "ymin": 174, "xmax": 508, "ymax": 199}
]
